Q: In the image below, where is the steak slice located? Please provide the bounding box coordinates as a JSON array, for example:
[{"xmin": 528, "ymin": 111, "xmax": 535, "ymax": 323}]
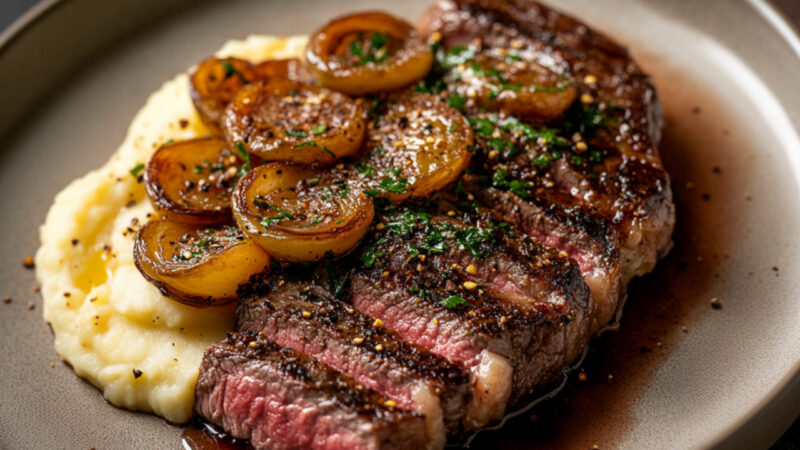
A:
[
  {"xmin": 195, "ymin": 331, "xmax": 427, "ymax": 450},
  {"xmin": 419, "ymin": 0, "xmax": 676, "ymax": 332},
  {"xmin": 463, "ymin": 179, "xmax": 621, "ymax": 332},
  {"xmin": 236, "ymin": 278, "xmax": 472, "ymax": 445},
  {"xmin": 349, "ymin": 203, "xmax": 591, "ymax": 428}
]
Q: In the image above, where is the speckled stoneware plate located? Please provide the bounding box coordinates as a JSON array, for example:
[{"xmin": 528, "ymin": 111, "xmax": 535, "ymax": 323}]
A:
[{"xmin": 2, "ymin": 0, "xmax": 800, "ymax": 448}]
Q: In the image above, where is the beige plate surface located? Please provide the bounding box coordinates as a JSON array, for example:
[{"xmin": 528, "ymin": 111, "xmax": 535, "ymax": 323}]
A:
[{"xmin": 2, "ymin": 0, "xmax": 800, "ymax": 448}]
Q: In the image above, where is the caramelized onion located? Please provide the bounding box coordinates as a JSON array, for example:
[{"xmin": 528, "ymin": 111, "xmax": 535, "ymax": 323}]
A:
[
  {"xmin": 306, "ymin": 11, "xmax": 433, "ymax": 95},
  {"xmin": 190, "ymin": 57, "xmax": 311, "ymax": 134},
  {"xmin": 223, "ymin": 79, "xmax": 364, "ymax": 165},
  {"xmin": 444, "ymin": 53, "xmax": 577, "ymax": 120},
  {"xmin": 133, "ymin": 218, "xmax": 271, "ymax": 306},
  {"xmin": 144, "ymin": 137, "xmax": 251, "ymax": 222},
  {"xmin": 232, "ymin": 163, "xmax": 374, "ymax": 261},
  {"xmin": 354, "ymin": 92, "xmax": 473, "ymax": 201}
]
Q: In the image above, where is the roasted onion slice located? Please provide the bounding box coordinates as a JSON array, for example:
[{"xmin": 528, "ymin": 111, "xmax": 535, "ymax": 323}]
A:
[
  {"xmin": 190, "ymin": 57, "xmax": 311, "ymax": 134},
  {"xmin": 133, "ymin": 219, "xmax": 271, "ymax": 306},
  {"xmin": 223, "ymin": 79, "xmax": 364, "ymax": 165},
  {"xmin": 355, "ymin": 92, "xmax": 473, "ymax": 201},
  {"xmin": 444, "ymin": 54, "xmax": 577, "ymax": 120},
  {"xmin": 305, "ymin": 11, "xmax": 433, "ymax": 95},
  {"xmin": 144, "ymin": 137, "xmax": 250, "ymax": 222},
  {"xmin": 232, "ymin": 163, "xmax": 374, "ymax": 262}
]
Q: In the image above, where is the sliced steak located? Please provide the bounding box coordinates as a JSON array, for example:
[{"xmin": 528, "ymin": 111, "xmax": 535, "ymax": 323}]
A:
[
  {"xmin": 195, "ymin": 331, "xmax": 427, "ymax": 450},
  {"xmin": 349, "ymin": 203, "xmax": 591, "ymax": 428},
  {"xmin": 236, "ymin": 278, "xmax": 472, "ymax": 445},
  {"xmin": 419, "ymin": 0, "xmax": 676, "ymax": 332}
]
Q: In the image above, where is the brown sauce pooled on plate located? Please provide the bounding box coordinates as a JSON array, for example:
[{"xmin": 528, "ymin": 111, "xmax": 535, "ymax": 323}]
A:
[
  {"xmin": 468, "ymin": 56, "xmax": 743, "ymax": 448},
  {"xmin": 182, "ymin": 54, "xmax": 741, "ymax": 450},
  {"xmin": 182, "ymin": 420, "xmax": 248, "ymax": 450}
]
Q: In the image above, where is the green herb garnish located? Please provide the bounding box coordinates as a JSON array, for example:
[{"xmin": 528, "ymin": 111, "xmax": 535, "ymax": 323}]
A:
[
  {"xmin": 442, "ymin": 295, "xmax": 467, "ymax": 309},
  {"xmin": 129, "ymin": 163, "xmax": 145, "ymax": 178}
]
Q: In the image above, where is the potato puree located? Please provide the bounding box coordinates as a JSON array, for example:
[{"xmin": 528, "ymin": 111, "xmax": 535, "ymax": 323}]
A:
[{"xmin": 35, "ymin": 35, "xmax": 308, "ymax": 423}]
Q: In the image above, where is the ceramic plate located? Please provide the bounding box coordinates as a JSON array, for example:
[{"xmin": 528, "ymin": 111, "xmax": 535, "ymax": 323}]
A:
[{"xmin": 2, "ymin": 0, "xmax": 800, "ymax": 448}]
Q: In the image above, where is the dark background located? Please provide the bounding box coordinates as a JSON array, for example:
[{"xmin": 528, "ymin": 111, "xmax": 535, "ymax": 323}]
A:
[{"xmin": 2, "ymin": 0, "xmax": 800, "ymax": 448}]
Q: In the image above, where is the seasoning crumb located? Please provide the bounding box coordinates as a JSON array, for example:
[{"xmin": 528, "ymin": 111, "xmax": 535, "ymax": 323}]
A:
[
  {"xmin": 374, "ymin": 344, "xmax": 384, "ymax": 352},
  {"xmin": 593, "ymin": 445, "xmax": 600, "ymax": 450},
  {"xmin": 132, "ymin": 369, "xmax": 143, "ymax": 379},
  {"xmin": 710, "ymin": 297, "xmax": 722, "ymax": 310},
  {"xmin": 353, "ymin": 337, "xmax": 364, "ymax": 345},
  {"xmin": 712, "ymin": 166, "xmax": 721, "ymax": 174},
  {"xmin": 71, "ymin": 239, "xmax": 79, "ymax": 246},
  {"xmin": 32, "ymin": 286, "xmax": 40, "ymax": 293},
  {"xmin": 373, "ymin": 318, "xmax": 384, "ymax": 328},
  {"xmin": 301, "ymin": 310, "xmax": 312, "ymax": 318},
  {"xmin": 682, "ymin": 326, "xmax": 688, "ymax": 332},
  {"xmin": 772, "ymin": 266, "xmax": 779, "ymax": 272},
  {"xmin": 608, "ymin": 374, "xmax": 614, "ymax": 380},
  {"xmin": 179, "ymin": 119, "xmax": 189, "ymax": 128},
  {"xmin": 49, "ymin": 361, "xmax": 56, "ymax": 368},
  {"xmin": 466, "ymin": 264, "xmax": 478, "ymax": 275},
  {"xmin": 463, "ymin": 281, "xmax": 478, "ymax": 290},
  {"xmin": 578, "ymin": 372, "xmax": 588, "ymax": 382},
  {"xmin": 3, "ymin": 296, "xmax": 10, "ymax": 303},
  {"xmin": 28, "ymin": 301, "xmax": 35, "ymax": 310},
  {"xmin": 384, "ymin": 399, "xmax": 396, "ymax": 408},
  {"xmin": 23, "ymin": 256, "xmax": 35, "ymax": 268},
  {"xmin": 691, "ymin": 106, "xmax": 701, "ymax": 115}
]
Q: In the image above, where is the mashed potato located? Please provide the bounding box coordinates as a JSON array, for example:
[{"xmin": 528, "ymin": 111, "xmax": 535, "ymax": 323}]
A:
[{"xmin": 36, "ymin": 35, "xmax": 308, "ymax": 423}]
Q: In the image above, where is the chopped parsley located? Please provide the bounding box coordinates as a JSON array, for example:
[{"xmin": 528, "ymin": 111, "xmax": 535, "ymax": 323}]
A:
[
  {"xmin": 129, "ymin": 163, "xmax": 145, "ymax": 178},
  {"xmin": 350, "ymin": 32, "xmax": 389, "ymax": 66},
  {"xmin": 447, "ymin": 92, "xmax": 466, "ymax": 111},
  {"xmin": 236, "ymin": 141, "xmax": 252, "ymax": 174},
  {"xmin": 378, "ymin": 174, "xmax": 408, "ymax": 194},
  {"xmin": 193, "ymin": 165, "xmax": 203, "ymax": 174},
  {"xmin": 442, "ymin": 295, "xmax": 467, "ymax": 309},
  {"xmin": 294, "ymin": 141, "xmax": 336, "ymax": 157},
  {"xmin": 312, "ymin": 124, "xmax": 328, "ymax": 136},
  {"xmin": 221, "ymin": 60, "xmax": 249, "ymax": 84},
  {"xmin": 285, "ymin": 129, "xmax": 308, "ymax": 137},
  {"xmin": 354, "ymin": 161, "xmax": 376, "ymax": 177},
  {"xmin": 360, "ymin": 238, "xmax": 387, "ymax": 268},
  {"xmin": 492, "ymin": 167, "xmax": 533, "ymax": 199},
  {"xmin": 470, "ymin": 118, "xmax": 495, "ymax": 137},
  {"xmin": 259, "ymin": 204, "xmax": 293, "ymax": 226},
  {"xmin": 455, "ymin": 227, "xmax": 493, "ymax": 259},
  {"xmin": 438, "ymin": 45, "xmax": 477, "ymax": 70}
]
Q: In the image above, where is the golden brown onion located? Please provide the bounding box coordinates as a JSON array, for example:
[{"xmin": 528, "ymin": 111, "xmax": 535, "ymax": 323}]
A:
[
  {"xmin": 232, "ymin": 163, "xmax": 374, "ymax": 261},
  {"xmin": 305, "ymin": 11, "xmax": 433, "ymax": 95},
  {"xmin": 354, "ymin": 92, "xmax": 473, "ymax": 201},
  {"xmin": 144, "ymin": 137, "xmax": 252, "ymax": 222},
  {"xmin": 444, "ymin": 53, "xmax": 577, "ymax": 120},
  {"xmin": 133, "ymin": 218, "xmax": 271, "ymax": 306},
  {"xmin": 223, "ymin": 79, "xmax": 364, "ymax": 165},
  {"xmin": 190, "ymin": 57, "xmax": 311, "ymax": 134}
]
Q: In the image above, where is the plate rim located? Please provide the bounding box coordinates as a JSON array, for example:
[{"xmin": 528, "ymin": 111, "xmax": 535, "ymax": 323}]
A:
[{"xmin": 2, "ymin": 0, "xmax": 800, "ymax": 448}]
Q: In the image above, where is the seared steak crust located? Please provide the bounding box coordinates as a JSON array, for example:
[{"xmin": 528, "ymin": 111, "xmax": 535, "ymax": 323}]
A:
[
  {"xmin": 195, "ymin": 332, "xmax": 427, "ymax": 450},
  {"xmin": 236, "ymin": 277, "xmax": 472, "ymax": 441},
  {"xmin": 420, "ymin": 0, "xmax": 675, "ymax": 330},
  {"xmin": 350, "ymin": 203, "xmax": 591, "ymax": 412}
]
